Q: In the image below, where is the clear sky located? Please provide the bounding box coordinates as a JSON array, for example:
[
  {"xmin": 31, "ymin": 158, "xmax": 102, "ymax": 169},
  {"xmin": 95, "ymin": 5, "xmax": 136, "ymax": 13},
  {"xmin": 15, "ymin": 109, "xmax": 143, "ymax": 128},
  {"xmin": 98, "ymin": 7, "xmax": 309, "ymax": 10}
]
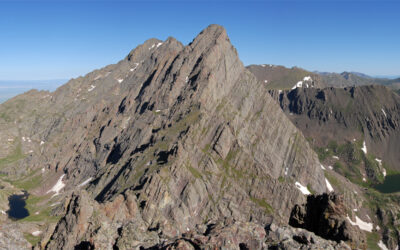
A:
[{"xmin": 0, "ymin": 0, "xmax": 399, "ymax": 80}]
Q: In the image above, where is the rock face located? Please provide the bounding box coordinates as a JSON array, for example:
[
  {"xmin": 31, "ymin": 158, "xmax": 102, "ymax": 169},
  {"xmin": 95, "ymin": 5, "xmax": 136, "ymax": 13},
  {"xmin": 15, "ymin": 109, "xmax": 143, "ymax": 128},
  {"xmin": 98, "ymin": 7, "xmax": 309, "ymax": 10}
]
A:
[
  {"xmin": 266, "ymin": 86, "xmax": 400, "ymax": 170},
  {"xmin": 0, "ymin": 25, "xmax": 339, "ymax": 249},
  {"xmin": 289, "ymin": 193, "xmax": 366, "ymax": 248}
]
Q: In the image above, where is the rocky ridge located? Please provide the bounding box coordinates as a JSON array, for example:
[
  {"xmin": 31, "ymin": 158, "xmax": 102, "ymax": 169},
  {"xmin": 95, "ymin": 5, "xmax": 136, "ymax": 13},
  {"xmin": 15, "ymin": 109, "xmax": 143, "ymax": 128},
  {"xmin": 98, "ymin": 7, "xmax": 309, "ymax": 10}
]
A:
[{"xmin": 0, "ymin": 25, "xmax": 370, "ymax": 249}]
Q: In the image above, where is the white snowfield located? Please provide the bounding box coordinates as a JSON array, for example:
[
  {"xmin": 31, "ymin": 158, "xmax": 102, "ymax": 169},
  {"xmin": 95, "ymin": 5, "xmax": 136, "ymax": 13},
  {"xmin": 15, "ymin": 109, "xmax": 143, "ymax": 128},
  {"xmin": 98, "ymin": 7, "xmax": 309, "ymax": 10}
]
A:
[
  {"xmin": 78, "ymin": 177, "xmax": 93, "ymax": 187},
  {"xmin": 378, "ymin": 240, "xmax": 389, "ymax": 250},
  {"xmin": 295, "ymin": 181, "xmax": 311, "ymax": 195},
  {"xmin": 361, "ymin": 141, "xmax": 367, "ymax": 154},
  {"xmin": 346, "ymin": 215, "xmax": 373, "ymax": 232},
  {"xmin": 325, "ymin": 178, "xmax": 334, "ymax": 192},
  {"xmin": 47, "ymin": 174, "xmax": 65, "ymax": 196}
]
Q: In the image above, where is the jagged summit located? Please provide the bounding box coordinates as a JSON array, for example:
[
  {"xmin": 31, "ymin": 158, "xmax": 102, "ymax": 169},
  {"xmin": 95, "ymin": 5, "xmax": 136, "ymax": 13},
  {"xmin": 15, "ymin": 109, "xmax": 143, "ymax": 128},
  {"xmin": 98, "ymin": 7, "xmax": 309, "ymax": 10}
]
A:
[{"xmin": 0, "ymin": 25, "xmax": 346, "ymax": 249}]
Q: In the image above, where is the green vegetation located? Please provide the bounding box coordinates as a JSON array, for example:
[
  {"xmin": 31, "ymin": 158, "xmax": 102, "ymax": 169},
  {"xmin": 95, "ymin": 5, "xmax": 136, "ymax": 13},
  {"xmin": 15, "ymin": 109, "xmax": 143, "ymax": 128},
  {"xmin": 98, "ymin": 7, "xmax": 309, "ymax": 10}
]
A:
[
  {"xmin": 366, "ymin": 232, "xmax": 381, "ymax": 250},
  {"xmin": 187, "ymin": 164, "xmax": 202, "ymax": 179},
  {"xmin": 24, "ymin": 233, "xmax": 41, "ymax": 246},
  {"xmin": 0, "ymin": 142, "xmax": 25, "ymax": 168},
  {"xmin": 20, "ymin": 194, "xmax": 61, "ymax": 223},
  {"xmin": 250, "ymin": 196, "xmax": 273, "ymax": 214}
]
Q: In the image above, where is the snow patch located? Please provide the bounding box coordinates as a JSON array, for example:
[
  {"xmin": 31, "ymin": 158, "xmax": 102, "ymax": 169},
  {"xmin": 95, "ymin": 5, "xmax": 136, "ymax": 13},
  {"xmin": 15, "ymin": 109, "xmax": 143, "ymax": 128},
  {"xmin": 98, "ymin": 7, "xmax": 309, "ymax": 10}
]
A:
[
  {"xmin": 346, "ymin": 215, "xmax": 373, "ymax": 232},
  {"xmin": 361, "ymin": 141, "xmax": 367, "ymax": 154},
  {"xmin": 261, "ymin": 64, "xmax": 266, "ymax": 67},
  {"xmin": 295, "ymin": 182, "xmax": 311, "ymax": 195},
  {"xmin": 332, "ymin": 155, "xmax": 339, "ymax": 160},
  {"xmin": 185, "ymin": 76, "xmax": 189, "ymax": 83},
  {"xmin": 130, "ymin": 63, "xmax": 139, "ymax": 71},
  {"xmin": 325, "ymin": 178, "xmax": 334, "ymax": 192},
  {"xmin": 284, "ymin": 167, "xmax": 288, "ymax": 176},
  {"xmin": 264, "ymin": 80, "xmax": 268, "ymax": 83},
  {"xmin": 22, "ymin": 137, "xmax": 26, "ymax": 142},
  {"xmin": 303, "ymin": 76, "xmax": 312, "ymax": 81},
  {"xmin": 31, "ymin": 231, "xmax": 42, "ymax": 236},
  {"xmin": 353, "ymin": 208, "xmax": 358, "ymax": 212},
  {"xmin": 50, "ymin": 202, "xmax": 60, "ymax": 207},
  {"xmin": 328, "ymin": 166, "xmax": 333, "ymax": 170},
  {"xmin": 47, "ymin": 174, "xmax": 65, "ymax": 196},
  {"xmin": 94, "ymin": 75, "xmax": 102, "ymax": 80},
  {"xmin": 78, "ymin": 177, "xmax": 93, "ymax": 187},
  {"xmin": 320, "ymin": 164, "xmax": 326, "ymax": 170},
  {"xmin": 7, "ymin": 138, "xmax": 14, "ymax": 142},
  {"xmin": 155, "ymin": 110, "xmax": 161, "ymax": 113},
  {"xmin": 29, "ymin": 150, "xmax": 33, "ymax": 153},
  {"xmin": 149, "ymin": 44, "xmax": 155, "ymax": 50},
  {"xmin": 362, "ymin": 177, "xmax": 367, "ymax": 182},
  {"xmin": 292, "ymin": 81, "xmax": 303, "ymax": 89},
  {"xmin": 156, "ymin": 42, "xmax": 163, "ymax": 48},
  {"xmin": 381, "ymin": 109, "xmax": 387, "ymax": 117},
  {"xmin": 117, "ymin": 79, "xmax": 123, "ymax": 83},
  {"xmin": 88, "ymin": 85, "xmax": 96, "ymax": 92},
  {"xmin": 0, "ymin": 210, "xmax": 5, "ymax": 215},
  {"xmin": 40, "ymin": 141, "xmax": 45, "ymax": 145},
  {"xmin": 278, "ymin": 90, "xmax": 282, "ymax": 94},
  {"xmin": 378, "ymin": 240, "xmax": 389, "ymax": 250},
  {"xmin": 41, "ymin": 168, "xmax": 45, "ymax": 173}
]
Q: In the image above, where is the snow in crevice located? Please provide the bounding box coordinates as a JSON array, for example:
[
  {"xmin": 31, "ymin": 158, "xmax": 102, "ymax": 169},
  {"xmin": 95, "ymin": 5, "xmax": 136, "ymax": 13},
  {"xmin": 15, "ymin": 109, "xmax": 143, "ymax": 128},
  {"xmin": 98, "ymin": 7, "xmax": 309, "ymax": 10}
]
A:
[
  {"xmin": 378, "ymin": 240, "xmax": 389, "ymax": 250},
  {"xmin": 346, "ymin": 215, "xmax": 373, "ymax": 232},
  {"xmin": 117, "ymin": 79, "xmax": 124, "ymax": 83},
  {"xmin": 185, "ymin": 76, "xmax": 189, "ymax": 83},
  {"xmin": 361, "ymin": 141, "xmax": 367, "ymax": 154},
  {"xmin": 156, "ymin": 42, "xmax": 163, "ymax": 48},
  {"xmin": 94, "ymin": 75, "xmax": 102, "ymax": 81},
  {"xmin": 0, "ymin": 210, "xmax": 6, "ymax": 215},
  {"xmin": 284, "ymin": 167, "xmax": 288, "ymax": 176},
  {"xmin": 149, "ymin": 44, "xmax": 156, "ymax": 50},
  {"xmin": 320, "ymin": 164, "xmax": 326, "ymax": 170},
  {"xmin": 381, "ymin": 109, "xmax": 387, "ymax": 117},
  {"xmin": 295, "ymin": 182, "xmax": 311, "ymax": 195},
  {"xmin": 88, "ymin": 85, "xmax": 96, "ymax": 92},
  {"xmin": 78, "ymin": 177, "xmax": 93, "ymax": 187},
  {"xmin": 47, "ymin": 174, "xmax": 66, "ymax": 197},
  {"xmin": 130, "ymin": 63, "xmax": 139, "ymax": 72},
  {"xmin": 325, "ymin": 178, "xmax": 334, "ymax": 192},
  {"xmin": 155, "ymin": 109, "xmax": 161, "ymax": 113}
]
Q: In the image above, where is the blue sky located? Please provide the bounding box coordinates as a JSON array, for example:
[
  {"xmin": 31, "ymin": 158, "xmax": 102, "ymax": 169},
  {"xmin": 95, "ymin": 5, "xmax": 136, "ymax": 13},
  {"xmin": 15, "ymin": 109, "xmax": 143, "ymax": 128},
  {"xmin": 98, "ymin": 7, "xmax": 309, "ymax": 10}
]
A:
[{"xmin": 0, "ymin": 0, "xmax": 399, "ymax": 80}]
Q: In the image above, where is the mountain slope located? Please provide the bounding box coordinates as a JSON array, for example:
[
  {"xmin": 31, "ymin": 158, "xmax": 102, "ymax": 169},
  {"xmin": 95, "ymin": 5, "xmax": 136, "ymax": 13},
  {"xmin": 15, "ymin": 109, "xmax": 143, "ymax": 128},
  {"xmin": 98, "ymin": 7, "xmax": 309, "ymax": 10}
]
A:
[
  {"xmin": 268, "ymin": 85, "xmax": 400, "ymax": 173},
  {"xmin": 0, "ymin": 25, "xmax": 345, "ymax": 249}
]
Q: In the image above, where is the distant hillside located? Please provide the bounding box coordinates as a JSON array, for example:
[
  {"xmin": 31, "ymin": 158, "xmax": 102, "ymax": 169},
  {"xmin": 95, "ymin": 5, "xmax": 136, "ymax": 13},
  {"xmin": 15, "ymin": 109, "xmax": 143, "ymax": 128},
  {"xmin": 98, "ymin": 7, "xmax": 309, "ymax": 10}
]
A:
[
  {"xmin": 0, "ymin": 79, "xmax": 67, "ymax": 103},
  {"xmin": 248, "ymin": 64, "xmax": 400, "ymax": 91}
]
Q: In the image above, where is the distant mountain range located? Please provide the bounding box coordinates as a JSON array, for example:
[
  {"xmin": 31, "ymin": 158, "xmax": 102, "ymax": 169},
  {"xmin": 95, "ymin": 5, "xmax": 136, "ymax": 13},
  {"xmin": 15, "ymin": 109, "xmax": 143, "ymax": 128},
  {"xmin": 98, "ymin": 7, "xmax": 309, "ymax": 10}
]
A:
[
  {"xmin": 0, "ymin": 79, "xmax": 67, "ymax": 103},
  {"xmin": 248, "ymin": 64, "xmax": 400, "ymax": 91}
]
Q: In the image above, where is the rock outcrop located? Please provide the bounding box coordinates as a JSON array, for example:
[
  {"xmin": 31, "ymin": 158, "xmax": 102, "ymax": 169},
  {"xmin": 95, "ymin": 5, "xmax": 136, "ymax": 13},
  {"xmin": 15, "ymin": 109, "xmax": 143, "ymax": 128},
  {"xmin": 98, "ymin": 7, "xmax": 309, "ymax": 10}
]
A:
[{"xmin": 289, "ymin": 193, "xmax": 366, "ymax": 248}]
